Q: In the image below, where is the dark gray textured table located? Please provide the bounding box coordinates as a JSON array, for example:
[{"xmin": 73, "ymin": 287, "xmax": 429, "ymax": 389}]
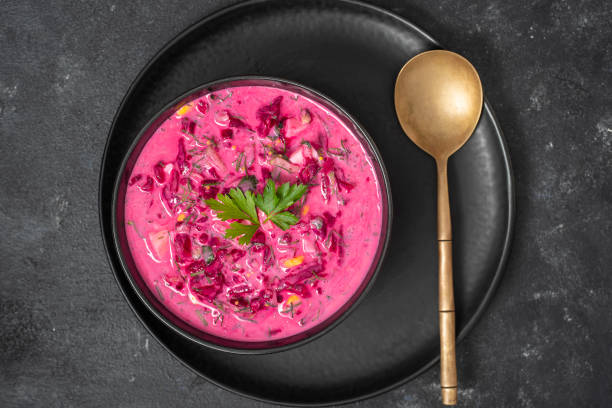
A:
[{"xmin": 2, "ymin": 0, "xmax": 611, "ymax": 406}]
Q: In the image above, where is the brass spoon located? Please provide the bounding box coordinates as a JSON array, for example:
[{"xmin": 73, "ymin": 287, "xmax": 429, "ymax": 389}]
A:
[{"xmin": 394, "ymin": 50, "xmax": 483, "ymax": 405}]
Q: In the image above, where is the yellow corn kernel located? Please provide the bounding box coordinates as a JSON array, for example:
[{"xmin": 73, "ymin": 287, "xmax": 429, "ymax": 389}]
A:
[
  {"xmin": 176, "ymin": 104, "xmax": 191, "ymax": 117},
  {"xmin": 301, "ymin": 205, "xmax": 310, "ymax": 216},
  {"xmin": 231, "ymin": 145, "xmax": 236, "ymax": 150},
  {"xmin": 286, "ymin": 295, "xmax": 300, "ymax": 306},
  {"xmin": 177, "ymin": 213, "xmax": 187, "ymax": 222},
  {"xmin": 318, "ymin": 156, "xmax": 323, "ymax": 161},
  {"xmin": 282, "ymin": 255, "xmax": 304, "ymax": 268}
]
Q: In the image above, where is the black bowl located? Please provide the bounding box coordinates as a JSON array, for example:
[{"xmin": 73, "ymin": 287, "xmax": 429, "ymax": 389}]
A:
[{"xmin": 111, "ymin": 77, "xmax": 393, "ymax": 354}]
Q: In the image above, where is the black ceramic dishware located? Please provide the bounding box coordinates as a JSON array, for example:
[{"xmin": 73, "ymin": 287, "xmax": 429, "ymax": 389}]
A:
[
  {"xmin": 112, "ymin": 77, "xmax": 392, "ymax": 353},
  {"xmin": 99, "ymin": 0, "xmax": 514, "ymax": 405}
]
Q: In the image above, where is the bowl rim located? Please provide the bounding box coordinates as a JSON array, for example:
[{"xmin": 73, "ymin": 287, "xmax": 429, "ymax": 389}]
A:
[{"xmin": 110, "ymin": 75, "xmax": 393, "ymax": 354}]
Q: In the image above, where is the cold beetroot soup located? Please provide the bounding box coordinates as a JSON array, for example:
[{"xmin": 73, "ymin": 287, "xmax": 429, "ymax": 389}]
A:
[{"xmin": 121, "ymin": 81, "xmax": 387, "ymax": 345}]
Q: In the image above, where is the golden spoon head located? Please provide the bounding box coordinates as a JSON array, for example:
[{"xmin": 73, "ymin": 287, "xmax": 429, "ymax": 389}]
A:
[{"xmin": 394, "ymin": 50, "xmax": 483, "ymax": 160}]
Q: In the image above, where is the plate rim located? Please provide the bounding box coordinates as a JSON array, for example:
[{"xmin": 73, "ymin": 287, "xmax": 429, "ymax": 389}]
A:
[{"xmin": 98, "ymin": 0, "xmax": 515, "ymax": 405}]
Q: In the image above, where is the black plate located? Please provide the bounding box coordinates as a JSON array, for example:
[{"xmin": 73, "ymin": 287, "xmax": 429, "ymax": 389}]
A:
[{"xmin": 99, "ymin": 0, "xmax": 514, "ymax": 405}]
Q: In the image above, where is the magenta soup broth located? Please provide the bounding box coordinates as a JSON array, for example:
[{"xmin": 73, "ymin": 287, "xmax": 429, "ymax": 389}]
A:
[{"xmin": 122, "ymin": 82, "xmax": 385, "ymax": 343}]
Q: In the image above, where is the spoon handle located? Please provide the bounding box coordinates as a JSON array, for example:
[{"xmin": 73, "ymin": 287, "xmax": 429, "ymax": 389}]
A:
[{"xmin": 437, "ymin": 158, "xmax": 457, "ymax": 405}]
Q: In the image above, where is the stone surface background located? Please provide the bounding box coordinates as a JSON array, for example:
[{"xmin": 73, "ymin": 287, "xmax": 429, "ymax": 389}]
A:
[{"xmin": 1, "ymin": 0, "xmax": 611, "ymax": 406}]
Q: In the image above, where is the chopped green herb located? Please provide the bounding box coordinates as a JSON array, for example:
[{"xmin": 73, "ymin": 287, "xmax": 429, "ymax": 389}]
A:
[
  {"xmin": 127, "ymin": 220, "xmax": 144, "ymax": 239},
  {"xmin": 201, "ymin": 245, "xmax": 214, "ymax": 265},
  {"xmin": 154, "ymin": 283, "xmax": 164, "ymax": 302},
  {"xmin": 281, "ymin": 301, "xmax": 301, "ymax": 318},
  {"xmin": 233, "ymin": 151, "xmax": 244, "ymax": 172},
  {"xmin": 195, "ymin": 310, "xmax": 208, "ymax": 326}
]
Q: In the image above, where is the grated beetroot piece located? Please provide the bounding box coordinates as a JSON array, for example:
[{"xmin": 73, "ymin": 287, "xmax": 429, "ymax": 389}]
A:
[
  {"xmin": 176, "ymin": 139, "xmax": 188, "ymax": 175},
  {"xmin": 323, "ymin": 211, "xmax": 336, "ymax": 227},
  {"xmin": 200, "ymin": 183, "xmax": 219, "ymax": 199},
  {"xmin": 161, "ymin": 172, "xmax": 180, "ymax": 208},
  {"xmin": 228, "ymin": 248, "xmax": 246, "ymax": 263},
  {"xmin": 197, "ymin": 233, "xmax": 209, "ymax": 244},
  {"xmin": 337, "ymin": 178, "xmax": 355, "ymax": 192},
  {"xmin": 188, "ymin": 260, "xmax": 224, "ymax": 302},
  {"xmin": 162, "ymin": 185, "xmax": 179, "ymax": 209},
  {"xmin": 208, "ymin": 236, "xmax": 221, "ymax": 248},
  {"xmin": 310, "ymin": 216, "xmax": 327, "ymax": 240},
  {"xmin": 292, "ymin": 220, "xmax": 310, "ymax": 235},
  {"xmin": 321, "ymin": 157, "xmax": 335, "ymax": 174},
  {"xmin": 329, "ymin": 232, "xmax": 338, "ymax": 253},
  {"xmin": 195, "ymin": 100, "xmax": 208, "ymax": 114},
  {"xmin": 250, "ymin": 297, "xmax": 264, "ymax": 312},
  {"xmin": 168, "ymin": 169, "xmax": 179, "ymax": 192},
  {"xmin": 260, "ymin": 288, "xmax": 273, "ymax": 301},
  {"xmin": 221, "ymin": 128, "xmax": 233, "ymax": 139},
  {"xmin": 334, "ymin": 168, "xmax": 354, "ymax": 192},
  {"xmin": 173, "ymin": 233, "xmax": 193, "ymax": 262},
  {"xmin": 207, "ymin": 167, "xmax": 220, "ymax": 180},
  {"xmin": 228, "ymin": 116, "xmax": 253, "ymax": 131},
  {"xmin": 285, "ymin": 262, "xmax": 324, "ymax": 285},
  {"xmin": 228, "ymin": 284, "xmax": 252, "ymax": 299},
  {"xmin": 153, "ymin": 162, "xmax": 166, "ymax": 183},
  {"xmin": 180, "ymin": 118, "xmax": 196, "ymax": 135},
  {"xmin": 163, "ymin": 274, "xmax": 186, "ymax": 293},
  {"xmin": 268, "ymin": 328, "xmax": 282, "ymax": 336},
  {"xmin": 320, "ymin": 174, "xmax": 330, "ymax": 201},
  {"xmin": 289, "ymin": 283, "xmax": 310, "ymax": 298},
  {"xmin": 279, "ymin": 232, "xmax": 292, "ymax": 245},
  {"xmin": 138, "ymin": 176, "xmax": 155, "ymax": 192},
  {"xmin": 256, "ymin": 96, "xmax": 282, "ymax": 137},
  {"xmin": 263, "ymin": 246, "xmax": 274, "ymax": 268},
  {"xmin": 298, "ymin": 158, "xmax": 319, "ymax": 184},
  {"xmin": 251, "ymin": 230, "xmax": 266, "ymax": 245},
  {"xmin": 129, "ymin": 174, "xmax": 142, "ymax": 186},
  {"xmin": 260, "ymin": 167, "xmax": 272, "ymax": 181}
]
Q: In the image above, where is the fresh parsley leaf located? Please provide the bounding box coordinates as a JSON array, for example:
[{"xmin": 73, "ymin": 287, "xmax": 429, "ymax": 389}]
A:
[
  {"xmin": 269, "ymin": 211, "xmax": 299, "ymax": 230},
  {"xmin": 225, "ymin": 222, "xmax": 259, "ymax": 245},
  {"xmin": 204, "ymin": 189, "xmax": 257, "ymax": 223},
  {"xmin": 254, "ymin": 179, "xmax": 278, "ymax": 214},
  {"xmin": 272, "ymin": 183, "xmax": 308, "ymax": 215},
  {"xmin": 228, "ymin": 188, "xmax": 258, "ymax": 224},
  {"xmin": 205, "ymin": 179, "xmax": 307, "ymax": 244}
]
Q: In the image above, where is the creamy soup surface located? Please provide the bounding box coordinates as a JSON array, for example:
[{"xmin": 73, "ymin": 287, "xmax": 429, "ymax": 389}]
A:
[{"xmin": 124, "ymin": 85, "xmax": 383, "ymax": 341}]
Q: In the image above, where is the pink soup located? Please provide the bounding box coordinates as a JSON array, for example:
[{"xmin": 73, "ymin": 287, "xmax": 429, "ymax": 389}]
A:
[{"xmin": 124, "ymin": 85, "xmax": 383, "ymax": 342}]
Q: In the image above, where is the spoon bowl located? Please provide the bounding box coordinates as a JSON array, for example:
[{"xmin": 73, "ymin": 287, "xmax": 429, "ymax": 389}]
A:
[
  {"xmin": 394, "ymin": 50, "xmax": 483, "ymax": 405},
  {"xmin": 395, "ymin": 50, "xmax": 483, "ymax": 159}
]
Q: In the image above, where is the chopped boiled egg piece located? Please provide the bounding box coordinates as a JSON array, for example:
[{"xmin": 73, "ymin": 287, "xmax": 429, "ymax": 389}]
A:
[
  {"xmin": 282, "ymin": 255, "xmax": 304, "ymax": 268},
  {"xmin": 175, "ymin": 104, "xmax": 192, "ymax": 117},
  {"xmin": 286, "ymin": 295, "xmax": 301, "ymax": 306}
]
